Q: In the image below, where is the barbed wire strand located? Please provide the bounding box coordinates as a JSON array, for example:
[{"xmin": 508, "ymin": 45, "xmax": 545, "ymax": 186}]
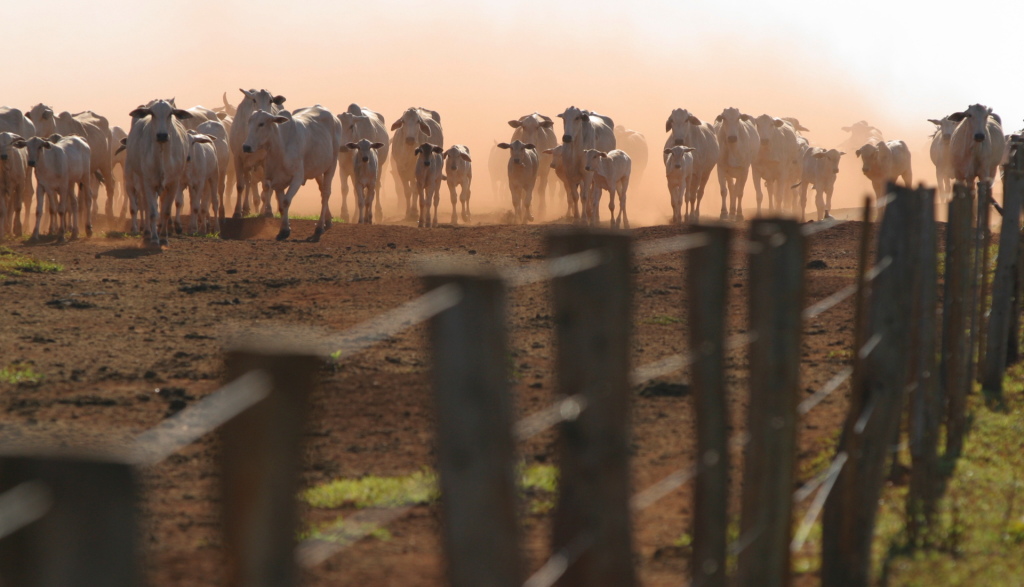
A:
[
  {"xmin": 0, "ymin": 481, "xmax": 53, "ymax": 541},
  {"xmin": 791, "ymin": 452, "xmax": 848, "ymax": 552}
]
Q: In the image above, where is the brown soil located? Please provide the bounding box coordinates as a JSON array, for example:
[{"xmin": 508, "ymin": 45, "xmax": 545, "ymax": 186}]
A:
[{"xmin": 0, "ymin": 215, "xmax": 871, "ymax": 586}]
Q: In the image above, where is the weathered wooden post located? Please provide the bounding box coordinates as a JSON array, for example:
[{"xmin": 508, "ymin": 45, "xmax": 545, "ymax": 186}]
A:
[
  {"xmin": 822, "ymin": 185, "xmax": 916, "ymax": 587},
  {"xmin": 735, "ymin": 219, "xmax": 805, "ymax": 587},
  {"xmin": 982, "ymin": 142, "xmax": 1024, "ymax": 402},
  {"xmin": 907, "ymin": 187, "xmax": 940, "ymax": 541},
  {"xmin": 687, "ymin": 225, "xmax": 731, "ymax": 587},
  {"xmin": 943, "ymin": 184, "xmax": 975, "ymax": 458},
  {"xmin": 221, "ymin": 346, "xmax": 319, "ymax": 587},
  {"xmin": 549, "ymin": 230, "xmax": 636, "ymax": 587},
  {"xmin": 426, "ymin": 272, "xmax": 524, "ymax": 587},
  {"xmin": 973, "ymin": 181, "xmax": 993, "ymax": 383},
  {"xmin": 0, "ymin": 453, "xmax": 140, "ymax": 587}
]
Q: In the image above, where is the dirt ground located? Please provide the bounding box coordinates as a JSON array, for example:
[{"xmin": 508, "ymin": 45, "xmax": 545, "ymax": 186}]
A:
[{"xmin": 0, "ymin": 211, "xmax": 873, "ymax": 586}]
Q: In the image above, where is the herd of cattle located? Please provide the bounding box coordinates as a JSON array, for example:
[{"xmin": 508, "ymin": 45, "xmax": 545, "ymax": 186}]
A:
[{"xmin": 0, "ymin": 91, "xmax": 1012, "ymax": 247}]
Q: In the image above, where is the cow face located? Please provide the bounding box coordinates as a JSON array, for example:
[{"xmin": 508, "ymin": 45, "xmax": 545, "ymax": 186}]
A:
[
  {"xmin": 14, "ymin": 136, "xmax": 54, "ymax": 168},
  {"xmin": 949, "ymin": 104, "xmax": 995, "ymax": 143},
  {"xmin": 240, "ymin": 89, "xmax": 285, "ymax": 115},
  {"xmin": 497, "ymin": 140, "xmax": 535, "ymax": 165},
  {"xmin": 392, "ymin": 109, "xmax": 431, "ymax": 146},
  {"xmin": 665, "ymin": 108, "xmax": 701, "ymax": 147},
  {"xmin": 663, "ymin": 146, "xmax": 696, "ymax": 172},
  {"xmin": 346, "ymin": 139, "xmax": 384, "ymax": 163},
  {"xmin": 813, "ymin": 149, "xmax": 845, "ymax": 174},
  {"xmin": 754, "ymin": 115, "xmax": 785, "ymax": 147},
  {"xmin": 338, "ymin": 112, "xmax": 371, "ymax": 142},
  {"xmin": 855, "ymin": 142, "xmax": 888, "ymax": 175},
  {"xmin": 584, "ymin": 149, "xmax": 608, "ymax": 172},
  {"xmin": 414, "ymin": 142, "xmax": 442, "ymax": 166},
  {"xmin": 928, "ymin": 117, "xmax": 958, "ymax": 144},
  {"xmin": 0, "ymin": 132, "xmax": 23, "ymax": 162},
  {"xmin": 557, "ymin": 106, "xmax": 589, "ymax": 144},
  {"xmin": 443, "ymin": 146, "xmax": 471, "ymax": 170},
  {"xmin": 716, "ymin": 107, "xmax": 752, "ymax": 145},
  {"xmin": 841, "ymin": 121, "xmax": 881, "ymax": 147},
  {"xmin": 27, "ymin": 104, "xmax": 54, "ymax": 124},
  {"xmin": 129, "ymin": 100, "xmax": 192, "ymax": 144},
  {"xmin": 242, "ymin": 110, "xmax": 288, "ymax": 154},
  {"xmin": 510, "ymin": 113, "xmax": 554, "ymax": 137}
]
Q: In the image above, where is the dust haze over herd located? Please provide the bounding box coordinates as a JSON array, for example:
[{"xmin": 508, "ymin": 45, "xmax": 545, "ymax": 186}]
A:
[{"xmin": 4, "ymin": 0, "xmax": 1024, "ymax": 227}]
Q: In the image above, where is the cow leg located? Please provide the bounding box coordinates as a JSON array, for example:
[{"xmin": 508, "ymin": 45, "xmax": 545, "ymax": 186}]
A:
[
  {"xmin": 536, "ymin": 168, "xmax": 548, "ymax": 220},
  {"xmin": 751, "ymin": 166, "xmax": 764, "ymax": 216},
  {"xmin": 80, "ymin": 181, "xmax": 93, "ymax": 238},
  {"xmin": 339, "ymin": 173, "xmax": 351, "ymax": 223},
  {"xmin": 432, "ymin": 182, "xmax": 441, "ymax": 227},
  {"xmin": 30, "ymin": 184, "xmax": 47, "ymax": 242},
  {"xmin": 461, "ymin": 182, "xmax": 472, "ymax": 223},
  {"xmin": 233, "ymin": 160, "xmax": 248, "ymax": 218},
  {"xmin": 448, "ymin": 181, "xmax": 458, "ymax": 225},
  {"xmin": 607, "ymin": 185, "xmax": 618, "ymax": 229},
  {"xmin": 902, "ymin": 170, "xmax": 913, "ymax": 189},
  {"xmin": 365, "ymin": 184, "xmax": 377, "ymax": 225},
  {"xmin": 717, "ymin": 165, "xmax": 729, "ymax": 220},
  {"xmin": 619, "ymin": 178, "xmax": 630, "ymax": 229},
  {"xmin": 275, "ymin": 180, "xmax": 300, "ymax": 241},
  {"xmin": 374, "ymin": 175, "xmax": 384, "ymax": 221}
]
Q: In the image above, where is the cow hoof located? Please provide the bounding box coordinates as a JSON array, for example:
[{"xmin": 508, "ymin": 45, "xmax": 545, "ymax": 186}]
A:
[
  {"xmin": 276, "ymin": 229, "xmax": 291, "ymax": 241},
  {"xmin": 720, "ymin": 211, "xmax": 729, "ymax": 220},
  {"xmin": 159, "ymin": 237, "xmax": 169, "ymax": 246},
  {"xmin": 324, "ymin": 219, "xmax": 332, "ymax": 231},
  {"xmin": 824, "ymin": 212, "xmax": 835, "ymax": 220},
  {"xmin": 175, "ymin": 225, "xmax": 183, "ymax": 235},
  {"xmin": 263, "ymin": 211, "xmax": 274, "ymax": 219},
  {"xmin": 232, "ymin": 212, "xmax": 242, "ymax": 220}
]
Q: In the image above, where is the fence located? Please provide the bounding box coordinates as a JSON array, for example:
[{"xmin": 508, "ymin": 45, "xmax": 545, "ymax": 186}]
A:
[{"xmin": 1, "ymin": 141, "xmax": 1022, "ymax": 586}]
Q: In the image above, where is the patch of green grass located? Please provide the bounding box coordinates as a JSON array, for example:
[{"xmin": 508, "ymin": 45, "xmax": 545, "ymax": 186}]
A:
[
  {"xmin": 299, "ymin": 516, "xmax": 393, "ymax": 543},
  {"xmin": 643, "ymin": 315, "xmax": 684, "ymax": 326},
  {"xmin": 827, "ymin": 349, "xmax": 853, "ymax": 361},
  {"xmin": 102, "ymin": 231, "xmax": 140, "ymax": 239},
  {"xmin": 0, "ymin": 247, "xmax": 62, "ymax": 277},
  {"xmin": 0, "ymin": 362, "xmax": 44, "ymax": 386}
]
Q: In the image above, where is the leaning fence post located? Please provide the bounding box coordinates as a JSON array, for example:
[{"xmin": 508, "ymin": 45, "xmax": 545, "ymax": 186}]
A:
[
  {"xmin": 548, "ymin": 229, "xmax": 636, "ymax": 587},
  {"xmin": 943, "ymin": 184, "xmax": 975, "ymax": 458},
  {"xmin": 0, "ymin": 453, "xmax": 140, "ymax": 587},
  {"xmin": 735, "ymin": 219, "xmax": 805, "ymax": 587},
  {"xmin": 821, "ymin": 184, "xmax": 917, "ymax": 587},
  {"xmin": 973, "ymin": 181, "xmax": 993, "ymax": 383},
  {"xmin": 425, "ymin": 272, "xmax": 523, "ymax": 587},
  {"xmin": 220, "ymin": 345, "xmax": 319, "ymax": 587},
  {"xmin": 982, "ymin": 143, "xmax": 1024, "ymax": 402},
  {"xmin": 687, "ymin": 225, "xmax": 731, "ymax": 587}
]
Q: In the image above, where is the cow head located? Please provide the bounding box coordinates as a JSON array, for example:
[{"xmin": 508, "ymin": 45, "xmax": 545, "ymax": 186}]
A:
[
  {"xmin": 557, "ymin": 106, "xmax": 589, "ymax": 144},
  {"xmin": 239, "ymin": 89, "xmax": 285, "ymax": 115},
  {"xmin": 542, "ymin": 145, "xmax": 564, "ymax": 169},
  {"xmin": 841, "ymin": 121, "xmax": 882, "ymax": 148},
  {"xmin": 26, "ymin": 104, "xmax": 54, "ymax": 124},
  {"xmin": 813, "ymin": 148, "xmax": 845, "ymax": 174},
  {"xmin": 663, "ymin": 146, "xmax": 696, "ymax": 172},
  {"xmin": 665, "ymin": 108, "xmax": 701, "ymax": 147},
  {"xmin": 13, "ymin": 136, "xmax": 55, "ymax": 168},
  {"xmin": 186, "ymin": 133, "xmax": 214, "ymax": 162},
  {"xmin": 509, "ymin": 113, "xmax": 554, "ymax": 136},
  {"xmin": 414, "ymin": 142, "xmax": 442, "ymax": 166},
  {"xmin": 948, "ymin": 104, "xmax": 996, "ymax": 143},
  {"xmin": 754, "ymin": 115, "xmax": 785, "ymax": 147},
  {"xmin": 0, "ymin": 132, "xmax": 24, "ymax": 161},
  {"xmin": 928, "ymin": 116, "xmax": 958, "ymax": 143},
  {"xmin": 242, "ymin": 110, "xmax": 288, "ymax": 153},
  {"xmin": 781, "ymin": 118, "xmax": 809, "ymax": 133},
  {"xmin": 855, "ymin": 142, "xmax": 889, "ymax": 175},
  {"xmin": 129, "ymin": 100, "xmax": 192, "ymax": 143},
  {"xmin": 392, "ymin": 109, "xmax": 431, "ymax": 146},
  {"xmin": 346, "ymin": 139, "xmax": 385, "ymax": 163},
  {"xmin": 498, "ymin": 140, "xmax": 535, "ymax": 165},
  {"xmin": 442, "ymin": 146, "xmax": 471, "ymax": 170},
  {"xmin": 715, "ymin": 107, "xmax": 752, "ymax": 145},
  {"xmin": 584, "ymin": 149, "xmax": 609, "ymax": 172}
]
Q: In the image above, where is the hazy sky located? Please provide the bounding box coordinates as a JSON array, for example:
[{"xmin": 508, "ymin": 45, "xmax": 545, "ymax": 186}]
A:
[{"xmin": 6, "ymin": 0, "xmax": 1022, "ymax": 219}]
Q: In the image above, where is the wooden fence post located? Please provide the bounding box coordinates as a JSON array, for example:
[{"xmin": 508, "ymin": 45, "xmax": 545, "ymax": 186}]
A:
[
  {"xmin": 982, "ymin": 145, "xmax": 1024, "ymax": 402},
  {"xmin": 0, "ymin": 453, "xmax": 140, "ymax": 587},
  {"xmin": 907, "ymin": 187, "xmax": 940, "ymax": 541},
  {"xmin": 548, "ymin": 230, "xmax": 636, "ymax": 587},
  {"xmin": 221, "ymin": 346, "xmax": 319, "ymax": 587},
  {"xmin": 973, "ymin": 181, "xmax": 993, "ymax": 384},
  {"xmin": 943, "ymin": 184, "xmax": 975, "ymax": 458},
  {"xmin": 687, "ymin": 225, "xmax": 732, "ymax": 587},
  {"xmin": 822, "ymin": 184, "xmax": 917, "ymax": 587},
  {"xmin": 735, "ymin": 219, "xmax": 805, "ymax": 587},
  {"xmin": 425, "ymin": 272, "xmax": 523, "ymax": 587}
]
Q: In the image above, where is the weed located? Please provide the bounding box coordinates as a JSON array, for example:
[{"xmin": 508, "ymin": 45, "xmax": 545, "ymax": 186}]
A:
[
  {"xmin": 299, "ymin": 515, "xmax": 393, "ymax": 543},
  {"xmin": 827, "ymin": 349, "xmax": 853, "ymax": 361},
  {"xmin": 0, "ymin": 363, "xmax": 44, "ymax": 386},
  {"xmin": 643, "ymin": 315, "xmax": 683, "ymax": 326},
  {"xmin": 0, "ymin": 247, "xmax": 62, "ymax": 277}
]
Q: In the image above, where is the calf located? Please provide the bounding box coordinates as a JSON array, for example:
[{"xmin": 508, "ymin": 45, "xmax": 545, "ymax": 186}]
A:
[
  {"xmin": 442, "ymin": 145, "xmax": 472, "ymax": 225},
  {"xmin": 184, "ymin": 133, "xmax": 220, "ymax": 234},
  {"xmin": 497, "ymin": 140, "xmax": 538, "ymax": 224},
  {"xmin": 345, "ymin": 139, "xmax": 385, "ymax": 224},
  {"xmin": 338, "ymin": 104, "xmax": 390, "ymax": 222},
  {"xmin": 584, "ymin": 149, "xmax": 632, "ymax": 228},
  {"xmin": 795, "ymin": 148, "xmax": 844, "ymax": 221},
  {"xmin": 664, "ymin": 146, "xmax": 696, "ymax": 224},
  {"xmin": 855, "ymin": 140, "xmax": 912, "ymax": 202},
  {"xmin": 413, "ymin": 142, "xmax": 444, "ymax": 227},
  {"xmin": 0, "ymin": 132, "xmax": 33, "ymax": 238},
  {"xmin": 929, "ymin": 116, "xmax": 958, "ymax": 198},
  {"xmin": 15, "ymin": 135, "xmax": 92, "ymax": 241}
]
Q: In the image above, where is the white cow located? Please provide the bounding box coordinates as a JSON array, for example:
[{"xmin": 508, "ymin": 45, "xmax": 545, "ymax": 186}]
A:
[
  {"xmin": 664, "ymin": 109, "xmax": 719, "ymax": 222},
  {"xmin": 0, "ymin": 132, "xmax": 33, "ymax": 238},
  {"xmin": 584, "ymin": 149, "xmax": 632, "ymax": 229},
  {"xmin": 242, "ymin": 106, "xmax": 342, "ymax": 240},
  {"xmin": 497, "ymin": 140, "xmax": 539, "ymax": 224},
  {"xmin": 15, "ymin": 135, "xmax": 92, "ymax": 241},
  {"xmin": 338, "ymin": 104, "xmax": 390, "ymax": 223},
  {"xmin": 556, "ymin": 106, "xmax": 615, "ymax": 223},
  {"xmin": 345, "ymin": 139, "xmax": 385, "ymax": 224},
  {"xmin": 855, "ymin": 139, "xmax": 913, "ymax": 201},
  {"xmin": 184, "ymin": 133, "xmax": 219, "ymax": 234},
  {"xmin": 795, "ymin": 148, "xmax": 844, "ymax": 221},
  {"xmin": 788, "ymin": 132, "xmax": 811, "ymax": 217},
  {"xmin": 838, "ymin": 121, "xmax": 883, "ymax": 152},
  {"xmin": 614, "ymin": 125, "xmax": 648, "ymax": 190},
  {"xmin": 664, "ymin": 146, "xmax": 696, "ymax": 224},
  {"xmin": 751, "ymin": 115, "xmax": 800, "ymax": 214},
  {"xmin": 196, "ymin": 120, "xmax": 230, "ymax": 219},
  {"xmin": 111, "ymin": 125, "xmax": 130, "ymax": 218},
  {"xmin": 392, "ymin": 107, "xmax": 443, "ymax": 220},
  {"xmin": 510, "ymin": 113, "xmax": 557, "ymax": 216},
  {"xmin": 413, "ymin": 142, "xmax": 444, "ymax": 228},
  {"xmin": 230, "ymin": 88, "xmax": 286, "ymax": 217},
  {"xmin": 442, "ymin": 145, "xmax": 472, "ymax": 225},
  {"xmin": 713, "ymin": 108, "xmax": 759, "ymax": 220},
  {"xmin": 947, "ymin": 104, "xmax": 1004, "ymax": 191},
  {"xmin": 928, "ymin": 116, "xmax": 958, "ymax": 199}
]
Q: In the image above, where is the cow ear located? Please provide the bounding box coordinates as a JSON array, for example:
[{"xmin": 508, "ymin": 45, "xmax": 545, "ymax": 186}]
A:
[
  {"xmin": 543, "ymin": 148, "xmax": 555, "ymax": 155},
  {"xmin": 12, "ymin": 140, "xmax": 26, "ymax": 148},
  {"xmin": 855, "ymin": 148, "xmax": 862, "ymax": 158},
  {"xmin": 947, "ymin": 112, "xmax": 967, "ymax": 122},
  {"xmin": 371, "ymin": 142, "xmax": 384, "ymax": 149},
  {"xmin": 419, "ymin": 121, "xmax": 432, "ymax": 135},
  {"xmin": 345, "ymin": 142, "xmax": 359, "ymax": 149},
  {"xmin": 172, "ymin": 109, "xmax": 193, "ymax": 120},
  {"xmin": 663, "ymin": 148, "xmax": 672, "ymax": 155},
  {"xmin": 442, "ymin": 151, "xmax": 448, "ymax": 159},
  {"xmin": 715, "ymin": 115, "xmax": 724, "ymax": 122},
  {"xmin": 540, "ymin": 120, "xmax": 554, "ymax": 128},
  {"xmin": 556, "ymin": 113, "xmax": 564, "ymax": 119},
  {"xmin": 773, "ymin": 118, "xmax": 785, "ymax": 127},
  {"xmin": 273, "ymin": 95, "xmax": 286, "ymax": 105},
  {"xmin": 460, "ymin": 153, "xmax": 472, "ymax": 162},
  {"xmin": 683, "ymin": 148, "xmax": 696, "ymax": 153},
  {"xmin": 688, "ymin": 116, "xmax": 702, "ymax": 126},
  {"xmin": 239, "ymin": 88, "xmax": 251, "ymax": 98},
  {"xmin": 927, "ymin": 119, "xmax": 941, "ymax": 125},
  {"xmin": 508, "ymin": 120, "xmax": 521, "ymax": 128},
  {"xmin": 43, "ymin": 141, "xmax": 53, "ymax": 149},
  {"xmin": 193, "ymin": 135, "xmax": 213, "ymax": 144},
  {"xmin": 841, "ymin": 126, "xmax": 852, "ymax": 132},
  {"xmin": 839, "ymin": 151, "xmax": 846, "ymax": 156},
  {"xmin": 129, "ymin": 108, "xmax": 152, "ymax": 118},
  {"xmin": 599, "ymin": 152, "xmax": 608, "ymax": 158},
  {"xmin": 272, "ymin": 116, "xmax": 289, "ymax": 124},
  {"xmin": 432, "ymin": 146, "xmax": 443, "ymax": 153},
  {"xmin": 665, "ymin": 118, "xmax": 672, "ymax": 132},
  {"xmin": 414, "ymin": 147, "xmax": 421, "ymax": 155},
  {"xmin": 47, "ymin": 134, "xmax": 62, "ymax": 142},
  {"xmin": 497, "ymin": 143, "xmax": 510, "ymax": 149},
  {"xmin": 813, "ymin": 152, "xmax": 827, "ymax": 159},
  {"xmin": 391, "ymin": 119, "xmax": 404, "ymax": 131},
  {"xmin": 740, "ymin": 114, "xmax": 752, "ymax": 121},
  {"xmin": 217, "ymin": 112, "xmax": 228, "ymax": 120},
  {"xmin": 525, "ymin": 143, "xmax": 536, "ymax": 150}
]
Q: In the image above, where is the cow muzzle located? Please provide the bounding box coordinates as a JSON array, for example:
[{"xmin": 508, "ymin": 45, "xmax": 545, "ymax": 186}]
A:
[
  {"xmin": 760, "ymin": 138, "xmax": 770, "ymax": 146},
  {"xmin": 514, "ymin": 159, "xmax": 521, "ymax": 165},
  {"xmin": 0, "ymin": 154, "xmax": 7, "ymax": 161},
  {"xmin": 584, "ymin": 165, "xmax": 591, "ymax": 171},
  {"xmin": 675, "ymin": 164, "xmax": 681, "ymax": 169},
  {"xmin": 562, "ymin": 135, "xmax": 573, "ymax": 143},
  {"xmin": 727, "ymin": 135, "xmax": 738, "ymax": 144},
  {"xmin": 242, "ymin": 145, "xmax": 253, "ymax": 154},
  {"xmin": 405, "ymin": 137, "xmax": 415, "ymax": 145},
  {"xmin": 156, "ymin": 132, "xmax": 169, "ymax": 143},
  {"xmin": 27, "ymin": 160, "xmax": 35, "ymax": 167},
  {"xmin": 424, "ymin": 161, "xmax": 430, "ymax": 167},
  {"xmin": 974, "ymin": 133, "xmax": 985, "ymax": 142},
  {"xmin": 363, "ymin": 156, "xmax": 369, "ymax": 162}
]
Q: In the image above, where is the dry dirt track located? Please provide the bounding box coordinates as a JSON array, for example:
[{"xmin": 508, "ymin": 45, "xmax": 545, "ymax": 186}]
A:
[{"xmin": 0, "ymin": 216, "xmax": 871, "ymax": 586}]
